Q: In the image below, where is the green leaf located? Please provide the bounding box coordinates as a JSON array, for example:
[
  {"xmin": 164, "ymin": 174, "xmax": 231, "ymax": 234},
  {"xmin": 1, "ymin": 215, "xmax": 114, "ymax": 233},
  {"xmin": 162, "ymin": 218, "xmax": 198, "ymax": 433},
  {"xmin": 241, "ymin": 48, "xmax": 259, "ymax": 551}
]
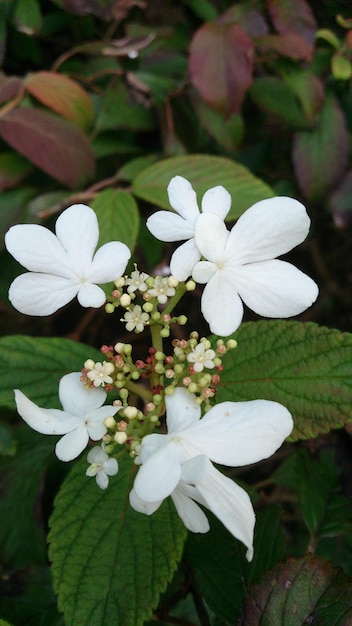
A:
[
  {"xmin": 14, "ymin": 0, "xmax": 42, "ymax": 35},
  {"xmin": 132, "ymin": 155, "xmax": 274, "ymax": 220},
  {"xmin": 49, "ymin": 454, "xmax": 187, "ymax": 626},
  {"xmin": 238, "ymin": 555, "xmax": 352, "ymax": 624},
  {"xmin": 215, "ymin": 321, "xmax": 352, "ymax": 440},
  {"xmin": 91, "ymin": 189, "xmax": 139, "ymax": 253},
  {"xmin": 185, "ymin": 506, "xmax": 285, "ymax": 623},
  {"xmin": 96, "ymin": 80, "xmax": 155, "ymax": 132},
  {"xmin": 293, "ymin": 94, "xmax": 349, "ymax": 202},
  {"xmin": 0, "ymin": 335, "xmax": 101, "ymax": 409},
  {"xmin": 0, "ymin": 152, "xmax": 33, "ymax": 191},
  {"xmin": 0, "ymin": 566, "xmax": 60, "ymax": 626},
  {"xmin": 117, "ymin": 154, "xmax": 160, "ymax": 183},
  {"xmin": 0, "ymin": 187, "xmax": 36, "ymax": 249},
  {"xmin": 250, "ymin": 77, "xmax": 308, "ymax": 127},
  {"xmin": 0, "ymin": 421, "xmax": 16, "ymax": 456},
  {"xmin": 295, "ymin": 449, "xmax": 351, "ymax": 539},
  {"xmin": 0, "ymin": 428, "xmax": 53, "ymax": 567}
]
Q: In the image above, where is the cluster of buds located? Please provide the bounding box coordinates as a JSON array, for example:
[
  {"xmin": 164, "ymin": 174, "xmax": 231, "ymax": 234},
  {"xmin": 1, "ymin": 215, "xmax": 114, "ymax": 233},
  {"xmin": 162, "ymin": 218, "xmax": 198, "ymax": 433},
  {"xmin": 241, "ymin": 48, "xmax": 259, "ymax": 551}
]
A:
[{"xmin": 104, "ymin": 266, "xmax": 195, "ymax": 338}]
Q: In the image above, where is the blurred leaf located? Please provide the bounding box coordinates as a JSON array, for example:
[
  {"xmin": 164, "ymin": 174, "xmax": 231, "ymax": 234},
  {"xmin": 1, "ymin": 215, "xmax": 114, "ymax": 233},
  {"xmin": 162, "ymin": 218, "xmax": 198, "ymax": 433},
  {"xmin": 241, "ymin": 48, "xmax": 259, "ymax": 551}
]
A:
[
  {"xmin": 25, "ymin": 71, "xmax": 94, "ymax": 130},
  {"xmin": 280, "ymin": 65, "xmax": 324, "ymax": 120},
  {"xmin": 117, "ymin": 154, "xmax": 159, "ymax": 182},
  {"xmin": 256, "ymin": 32, "xmax": 313, "ymax": 61},
  {"xmin": 186, "ymin": 506, "xmax": 285, "ymax": 623},
  {"xmin": 0, "ymin": 108, "xmax": 95, "ymax": 188},
  {"xmin": 216, "ymin": 321, "xmax": 352, "ymax": 440},
  {"xmin": 0, "ymin": 428, "xmax": 53, "ymax": 567},
  {"xmin": 293, "ymin": 94, "xmax": 348, "ymax": 202},
  {"xmin": 266, "ymin": 0, "xmax": 317, "ymax": 44},
  {"xmin": 130, "ymin": 71, "xmax": 179, "ymax": 105},
  {"xmin": 0, "ymin": 187, "xmax": 37, "ymax": 249},
  {"xmin": 250, "ymin": 77, "xmax": 307, "ymax": 127},
  {"xmin": 0, "ymin": 567, "xmax": 60, "ymax": 626},
  {"xmin": 27, "ymin": 190, "xmax": 70, "ymax": 219},
  {"xmin": 0, "ymin": 335, "xmax": 101, "ymax": 409},
  {"xmin": 91, "ymin": 133, "xmax": 138, "ymax": 158},
  {"xmin": 0, "ymin": 421, "xmax": 16, "ymax": 456},
  {"xmin": 331, "ymin": 53, "xmax": 352, "ymax": 80},
  {"xmin": 0, "ymin": 74, "xmax": 23, "ymax": 104},
  {"xmin": 14, "ymin": 0, "xmax": 42, "ymax": 35},
  {"xmin": 315, "ymin": 28, "xmax": 340, "ymax": 49},
  {"xmin": 91, "ymin": 189, "xmax": 139, "ymax": 253},
  {"xmin": 189, "ymin": 22, "xmax": 254, "ymax": 115},
  {"xmin": 181, "ymin": 0, "xmax": 218, "ymax": 21},
  {"xmin": 191, "ymin": 93, "xmax": 244, "ymax": 151},
  {"xmin": 219, "ymin": 2, "xmax": 269, "ymax": 37},
  {"xmin": 132, "ymin": 154, "xmax": 274, "ymax": 220},
  {"xmin": 96, "ymin": 80, "xmax": 155, "ymax": 132},
  {"xmin": 295, "ymin": 449, "xmax": 351, "ymax": 539},
  {"xmin": 238, "ymin": 555, "xmax": 352, "ymax": 624},
  {"xmin": 0, "ymin": 153, "xmax": 32, "ymax": 191},
  {"xmin": 49, "ymin": 453, "xmax": 187, "ymax": 626},
  {"xmin": 53, "ymin": 0, "xmax": 138, "ymax": 21},
  {"xmin": 328, "ymin": 169, "xmax": 352, "ymax": 228}
]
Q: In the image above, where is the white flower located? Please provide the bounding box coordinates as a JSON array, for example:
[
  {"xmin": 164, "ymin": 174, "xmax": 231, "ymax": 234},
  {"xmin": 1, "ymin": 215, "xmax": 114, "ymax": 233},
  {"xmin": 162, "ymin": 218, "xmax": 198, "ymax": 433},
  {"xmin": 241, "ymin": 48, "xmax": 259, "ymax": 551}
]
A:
[
  {"xmin": 125, "ymin": 268, "xmax": 149, "ymax": 293},
  {"xmin": 86, "ymin": 361, "xmax": 115, "ymax": 387},
  {"xmin": 5, "ymin": 204, "xmax": 131, "ymax": 316},
  {"xmin": 147, "ymin": 277, "xmax": 175, "ymax": 304},
  {"xmin": 187, "ymin": 342, "xmax": 216, "ymax": 372},
  {"xmin": 129, "ymin": 387, "xmax": 293, "ymax": 559},
  {"xmin": 146, "ymin": 176, "xmax": 231, "ymax": 281},
  {"xmin": 123, "ymin": 304, "xmax": 150, "ymax": 332},
  {"xmin": 86, "ymin": 446, "xmax": 118, "ymax": 489},
  {"xmin": 192, "ymin": 197, "xmax": 319, "ymax": 336},
  {"xmin": 14, "ymin": 372, "xmax": 119, "ymax": 461}
]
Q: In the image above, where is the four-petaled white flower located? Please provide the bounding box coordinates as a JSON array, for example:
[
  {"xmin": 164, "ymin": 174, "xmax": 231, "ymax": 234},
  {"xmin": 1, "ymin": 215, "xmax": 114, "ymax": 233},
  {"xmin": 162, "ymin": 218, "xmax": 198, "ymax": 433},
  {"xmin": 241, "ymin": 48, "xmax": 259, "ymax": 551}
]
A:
[
  {"xmin": 146, "ymin": 176, "xmax": 231, "ymax": 281},
  {"xmin": 147, "ymin": 277, "xmax": 175, "ymax": 304},
  {"xmin": 123, "ymin": 304, "xmax": 150, "ymax": 332},
  {"xmin": 125, "ymin": 268, "xmax": 149, "ymax": 293},
  {"xmin": 129, "ymin": 387, "xmax": 293, "ymax": 560},
  {"xmin": 5, "ymin": 204, "xmax": 131, "ymax": 316},
  {"xmin": 86, "ymin": 445, "xmax": 119, "ymax": 489},
  {"xmin": 192, "ymin": 197, "xmax": 319, "ymax": 336},
  {"xmin": 14, "ymin": 372, "xmax": 119, "ymax": 461},
  {"xmin": 187, "ymin": 342, "xmax": 216, "ymax": 372}
]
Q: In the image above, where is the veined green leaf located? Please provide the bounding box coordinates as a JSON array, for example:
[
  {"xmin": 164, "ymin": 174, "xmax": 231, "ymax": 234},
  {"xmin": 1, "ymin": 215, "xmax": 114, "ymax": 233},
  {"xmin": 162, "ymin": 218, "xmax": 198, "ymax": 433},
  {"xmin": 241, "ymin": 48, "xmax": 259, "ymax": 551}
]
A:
[
  {"xmin": 91, "ymin": 189, "xmax": 139, "ymax": 253},
  {"xmin": 215, "ymin": 321, "xmax": 352, "ymax": 440},
  {"xmin": 132, "ymin": 154, "xmax": 274, "ymax": 220},
  {"xmin": 49, "ymin": 454, "xmax": 187, "ymax": 626}
]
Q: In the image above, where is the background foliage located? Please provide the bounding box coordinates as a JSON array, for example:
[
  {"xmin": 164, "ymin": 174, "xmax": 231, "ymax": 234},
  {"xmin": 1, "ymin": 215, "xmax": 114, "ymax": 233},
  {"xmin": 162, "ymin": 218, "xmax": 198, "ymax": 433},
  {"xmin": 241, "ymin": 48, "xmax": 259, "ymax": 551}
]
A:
[{"xmin": 1, "ymin": 1, "xmax": 352, "ymax": 624}]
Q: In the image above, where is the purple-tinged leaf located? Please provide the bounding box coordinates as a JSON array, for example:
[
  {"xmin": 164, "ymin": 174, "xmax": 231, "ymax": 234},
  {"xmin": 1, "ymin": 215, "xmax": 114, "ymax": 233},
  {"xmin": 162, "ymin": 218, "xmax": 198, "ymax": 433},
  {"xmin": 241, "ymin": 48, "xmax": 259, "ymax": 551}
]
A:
[
  {"xmin": 57, "ymin": 0, "xmax": 139, "ymax": 21},
  {"xmin": 328, "ymin": 170, "xmax": 352, "ymax": 228},
  {"xmin": 256, "ymin": 32, "xmax": 313, "ymax": 61},
  {"xmin": 0, "ymin": 73, "xmax": 23, "ymax": 105},
  {"xmin": 239, "ymin": 555, "xmax": 352, "ymax": 625},
  {"xmin": 267, "ymin": 0, "xmax": 317, "ymax": 44},
  {"xmin": 218, "ymin": 4, "xmax": 269, "ymax": 37},
  {"xmin": 189, "ymin": 22, "xmax": 254, "ymax": 115},
  {"xmin": 293, "ymin": 94, "xmax": 348, "ymax": 202},
  {"xmin": 25, "ymin": 71, "xmax": 94, "ymax": 130},
  {"xmin": 0, "ymin": 108, "xmax": 95, "ymax": 188}
]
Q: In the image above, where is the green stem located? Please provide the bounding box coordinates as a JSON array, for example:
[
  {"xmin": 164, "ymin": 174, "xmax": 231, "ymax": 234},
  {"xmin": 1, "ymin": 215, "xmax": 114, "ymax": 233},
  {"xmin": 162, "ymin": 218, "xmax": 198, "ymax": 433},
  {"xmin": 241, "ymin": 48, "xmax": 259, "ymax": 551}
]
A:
[
  {"xmin": 150, "ymin": 321, "xmax": 164, "ymax": 353},
  {"xmin": 163, "ymin": 282, "xmax": 187, "ymax": 316},
  {"xmin": 124, "ymin": 378, "xmax": 153, "ymax": 402}
]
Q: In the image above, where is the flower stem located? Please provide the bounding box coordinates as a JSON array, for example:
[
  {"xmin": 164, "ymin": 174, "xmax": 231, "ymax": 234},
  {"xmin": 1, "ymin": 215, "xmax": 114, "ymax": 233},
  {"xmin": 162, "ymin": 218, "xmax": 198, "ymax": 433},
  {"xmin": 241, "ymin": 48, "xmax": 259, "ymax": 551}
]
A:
[{"xmin": 163, "ymin": 282, "xmax": 187, "ymax": 316}]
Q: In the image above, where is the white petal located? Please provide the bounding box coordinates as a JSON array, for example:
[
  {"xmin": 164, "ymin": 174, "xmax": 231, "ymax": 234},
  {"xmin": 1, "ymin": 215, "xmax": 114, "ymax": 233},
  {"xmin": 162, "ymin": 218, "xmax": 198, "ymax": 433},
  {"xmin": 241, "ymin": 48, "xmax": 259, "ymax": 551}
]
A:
[
  {"xmin": 87, "ymin": 446, "xmax": 107, "ymax": 464},
  {"xmin": 14, "ymin": 389, "xmax": 80, "ymax": 435},
  {"xmin": 185, "ymin": 399, "xmax": 293, "ymax": 467},
  {"xmin": 96, "ymin": 471, "xmax": 109, "ymax": 489},
  {"xmin": 170, "ymin": 239, "xmax": 201, "ymax": 281},
  {"xmin": 201, "ymin": 186, "xmax": 231, "ymax": 219},
  {"xmin": 146, "ymin": 211, "xmax": 195, "ymax": 242},
  {"xmin": 59, "ymin": 372, "xmax": 107, "ymax": 414},
  {"xmin": 233, "ymin": 260, "xmax": 319, "ymax": 318},
  {"xmin": 133, "ymin": 441, "xmax": 182, "ymax": 502},
  {"xmin": 192, "ymin": 260, "xmax": 217, "ymax": 284},
  {"xmin": 167, "ymin": 176, "xmax": 200, "ymax": 222},
  {"xmin": 165, "ymin": 387, "xmax": 201, "ymax": 433},
  {"xmin": 171, "ymin": 484, "xmax": 210, "ymax": 533},
  {"xmin": 77, "ymin": 283, "xmax": 106, "ymax": 308},
  {"xmin": 8, "ymin": 273, "xmax": 78, "ymax": 316},
  {"xmin": 200, "ymin": 272, "xmax": 244, "ymax": 335},
  {"xmin": 183, "ymin": 456, "xmax": 255, "ymax": 561},
  {"xmin": 129, "ymin": 488, "xmax": 162, "ymax": 515},
  {"xmin": 103, "ymin": 458, "xmax": 119, "ymax": 476},
  {"xmin": 89, "ymin": 241, "xmax": 131, "ymax": 283},
  {"xmin": 194, "ymin": 213, "xmax": 230, "ymax": 263},
  {"xmin": 5, "ymin": 224, "xmax": 73, "ymax": 277},
  {"xmin": 139, "ymin": 433, "xmax": 166, "ymax": 464},
  {"xmin": 226, "ymin": 196, "xmax": 311, "ymax": 264},
  {"xmin": 86, "ymin": 408, "xmax": 113, "ymax": 440},
  {"xmin": 55, "ymin": 427, "xmax": 89, "ymax": 461},
  {"xmin": 55, "ymin": 205, "xmax": 99, "ymax": 274}
]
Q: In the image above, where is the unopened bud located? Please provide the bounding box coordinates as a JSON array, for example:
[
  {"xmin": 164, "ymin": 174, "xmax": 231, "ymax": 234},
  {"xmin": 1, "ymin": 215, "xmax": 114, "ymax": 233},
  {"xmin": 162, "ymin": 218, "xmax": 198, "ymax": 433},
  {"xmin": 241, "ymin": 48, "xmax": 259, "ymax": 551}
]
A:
[{"xmin": 114, "ymin": 431, "xmax": 127, "ymax": 445}]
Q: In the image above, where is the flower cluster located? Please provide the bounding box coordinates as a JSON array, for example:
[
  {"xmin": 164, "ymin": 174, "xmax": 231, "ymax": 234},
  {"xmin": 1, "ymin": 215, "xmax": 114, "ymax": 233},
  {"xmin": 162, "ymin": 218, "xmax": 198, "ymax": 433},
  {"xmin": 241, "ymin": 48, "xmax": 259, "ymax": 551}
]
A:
[{"xmin": 6, "ymin": 175, "xmax": 319, "ymax": 559}]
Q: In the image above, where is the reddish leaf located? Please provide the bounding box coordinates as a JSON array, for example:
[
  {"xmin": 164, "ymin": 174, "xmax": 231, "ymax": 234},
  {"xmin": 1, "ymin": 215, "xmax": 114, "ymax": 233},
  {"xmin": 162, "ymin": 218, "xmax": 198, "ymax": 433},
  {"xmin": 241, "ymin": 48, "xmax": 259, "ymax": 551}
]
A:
[
  {"xmin": 256, "ymin": 32, "xmax": 313, "ymax": 61},
  {"xmin": 293, "ymin": 95, "xmax": 348, "ymax": 202},
  {"xmin": 0, "ymin": 74, "xmax": 23, "ymax": 105},
  {"xmin": 218, "ymin": 4, "xmax": 269, "ymax": 37},
  {"xmin": 267, "ymin": 0, "xmax": 317, "ymax": 44},
  {"xmin": 189, "ymin": 22, "xmax": 254, "ymax": 115},
  {"xmin": 0, "ymin": 108, "xmax": 95, "ymax": 188},
  {"xmin": 25, "ymin": 71, "xmax": 94, "ymax": 130},
  {"xmin": 59, "ymin": 0, "xmax": 140, "ymax": 21},
  {"xmin": 239, "ymin": 555, "xmax": 352, "ymax": 625}
]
